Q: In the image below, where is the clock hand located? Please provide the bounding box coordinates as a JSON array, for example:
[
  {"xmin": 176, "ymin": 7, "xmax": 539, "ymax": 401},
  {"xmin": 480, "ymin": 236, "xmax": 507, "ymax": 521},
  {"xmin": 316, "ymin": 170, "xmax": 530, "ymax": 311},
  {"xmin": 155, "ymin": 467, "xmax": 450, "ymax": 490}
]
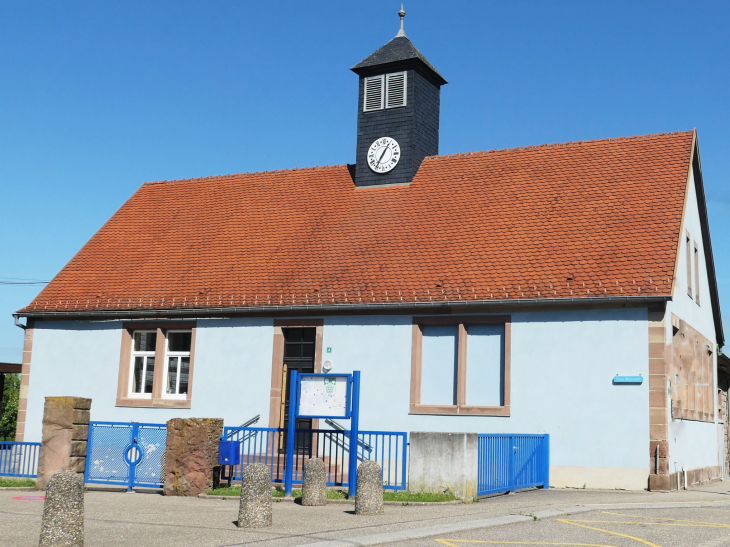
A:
[{"xmin": 376, "ymin": 146, "xmax": 388, "ymax": 165}]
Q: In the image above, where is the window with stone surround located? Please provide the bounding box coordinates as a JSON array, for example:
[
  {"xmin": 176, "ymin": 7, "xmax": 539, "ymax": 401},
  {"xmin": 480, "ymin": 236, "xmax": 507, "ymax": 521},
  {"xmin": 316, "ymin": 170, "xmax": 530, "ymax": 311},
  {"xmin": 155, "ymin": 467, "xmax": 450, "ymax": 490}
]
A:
[
  {"xmin": 117, "ymin": 322, "xmax": 196, "ymax": 408},
  {"xmin": 410, "ymin": 316, "xmax": 510, "ymax": 416}
]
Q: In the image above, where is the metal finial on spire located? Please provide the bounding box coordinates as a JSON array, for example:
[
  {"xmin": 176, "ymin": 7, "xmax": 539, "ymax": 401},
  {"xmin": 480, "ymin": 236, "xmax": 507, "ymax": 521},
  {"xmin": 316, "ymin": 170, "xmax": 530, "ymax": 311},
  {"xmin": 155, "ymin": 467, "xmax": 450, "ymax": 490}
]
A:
[{"xmin": 396, "ymin": 4, "xmax": 406, "ymax": 37}]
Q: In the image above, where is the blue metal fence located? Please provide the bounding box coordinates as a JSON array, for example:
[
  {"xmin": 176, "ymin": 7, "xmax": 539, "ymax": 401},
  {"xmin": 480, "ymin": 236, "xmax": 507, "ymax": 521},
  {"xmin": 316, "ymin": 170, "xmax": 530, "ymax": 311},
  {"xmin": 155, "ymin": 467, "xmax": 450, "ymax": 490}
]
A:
[
  {"xmin": 221, "ymin": 426, "xmax": 407, "ymax": 490},
  {"xmin": 0, "ymin": 441, "xmax": 40, "ymax": 478},
  {"xmin": 84, "ymin": 421, "xmax": 167, "ymax": 490},
  {"xmin": 477, "ymin": 434, "xmax": 549, "ymax": 497}
]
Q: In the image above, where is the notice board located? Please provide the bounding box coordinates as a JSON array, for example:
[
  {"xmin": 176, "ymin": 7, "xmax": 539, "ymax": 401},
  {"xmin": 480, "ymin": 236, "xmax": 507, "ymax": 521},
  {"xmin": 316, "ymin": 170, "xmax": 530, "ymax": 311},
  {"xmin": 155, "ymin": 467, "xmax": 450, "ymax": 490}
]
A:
[{"xmin": 298, "ymin": 374, "xmax": 349, "ymax": 418}]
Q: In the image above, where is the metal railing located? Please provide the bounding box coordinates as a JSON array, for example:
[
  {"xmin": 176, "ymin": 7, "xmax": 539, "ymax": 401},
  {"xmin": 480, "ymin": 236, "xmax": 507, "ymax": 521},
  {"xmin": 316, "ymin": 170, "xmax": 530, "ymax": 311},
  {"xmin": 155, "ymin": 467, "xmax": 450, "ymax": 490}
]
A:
[
  {"xmin": 225, "ymin": 414, "xmax": 260, "ymax": 440},
  {"xmin": 477, "ymin": 434, "xmax": 549, "ymax": 497},
  {"xmin": 221, "ymin": 426, "xmax": 408, "ymax": 490},
  {"xmin": 356, "ymin": 430, "xmax": 407, "ymax": 490},
  {"xmin": 0, "ymin": 441, "xmax": 41, "ymax": 478}
]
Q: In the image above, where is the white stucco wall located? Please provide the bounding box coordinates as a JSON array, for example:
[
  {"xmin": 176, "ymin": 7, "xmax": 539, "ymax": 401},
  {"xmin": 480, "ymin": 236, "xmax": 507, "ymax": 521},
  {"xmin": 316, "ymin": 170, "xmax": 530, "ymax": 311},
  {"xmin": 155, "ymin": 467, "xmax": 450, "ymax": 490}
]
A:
[
  {"xmin": 24, "ymin": 308, "xmax": 650, "ymax": 488},
  {"xmin": 664, "ymin": 167, "xmax": 722, "ymax": 473}
]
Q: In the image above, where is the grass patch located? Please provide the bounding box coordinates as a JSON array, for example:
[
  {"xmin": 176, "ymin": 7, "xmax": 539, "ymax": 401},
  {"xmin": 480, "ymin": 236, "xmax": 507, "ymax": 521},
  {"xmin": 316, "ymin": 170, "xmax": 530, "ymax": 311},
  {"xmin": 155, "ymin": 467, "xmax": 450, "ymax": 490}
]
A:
[
  {"xmin": 383, "ymin": 491, "xmax": 458, "ymax": 503},
  {"xmin": 207, "ymin": 485, "xmax": 456, "ymax": 503},
  {"xmin": 208, "ymin": 486, "xmax": 348, "ymax": 499},
  {"xmin": 0, "ymin": 477, "xmax": 36, "ymax": 488},
  {"xmin": 208, "ymin": 485, "xmax": 241, "ymax": 496}
]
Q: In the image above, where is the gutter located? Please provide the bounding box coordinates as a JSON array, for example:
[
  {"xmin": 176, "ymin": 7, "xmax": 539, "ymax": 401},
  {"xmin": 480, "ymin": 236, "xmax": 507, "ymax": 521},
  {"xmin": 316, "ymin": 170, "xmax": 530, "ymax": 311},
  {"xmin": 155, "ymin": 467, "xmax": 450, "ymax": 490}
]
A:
[{"xmin": 14, "ymin": 295, "xmax": 671, "ymax": 320}]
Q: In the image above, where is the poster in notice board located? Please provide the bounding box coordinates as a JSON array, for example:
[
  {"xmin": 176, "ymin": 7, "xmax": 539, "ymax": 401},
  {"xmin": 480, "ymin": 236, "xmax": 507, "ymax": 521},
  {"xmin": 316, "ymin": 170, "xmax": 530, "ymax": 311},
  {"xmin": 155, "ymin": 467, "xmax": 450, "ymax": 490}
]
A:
[{"xmin": 298, "ymin": 375, "xmax": 349, "ymax": 418}]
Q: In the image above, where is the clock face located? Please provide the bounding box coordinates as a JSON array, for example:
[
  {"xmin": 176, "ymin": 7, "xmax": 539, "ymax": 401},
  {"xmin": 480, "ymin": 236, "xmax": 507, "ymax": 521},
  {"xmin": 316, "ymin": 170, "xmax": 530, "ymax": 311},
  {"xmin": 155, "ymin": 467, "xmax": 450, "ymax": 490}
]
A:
[{"xmin": 367, "ymin": 137, "xmax": 401, "ymax": 173}]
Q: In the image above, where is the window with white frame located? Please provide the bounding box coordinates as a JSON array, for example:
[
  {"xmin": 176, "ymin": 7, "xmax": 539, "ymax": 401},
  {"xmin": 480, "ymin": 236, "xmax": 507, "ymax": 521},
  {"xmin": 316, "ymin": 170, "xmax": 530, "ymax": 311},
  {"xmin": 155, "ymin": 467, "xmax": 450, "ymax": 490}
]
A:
[
  {"xmin": 165, "ymin": 331, "xmax": 191, "ymax": 397},
  {"xmin": 130, "ymin": 331, "xmax": 157, "ymax": 396}
]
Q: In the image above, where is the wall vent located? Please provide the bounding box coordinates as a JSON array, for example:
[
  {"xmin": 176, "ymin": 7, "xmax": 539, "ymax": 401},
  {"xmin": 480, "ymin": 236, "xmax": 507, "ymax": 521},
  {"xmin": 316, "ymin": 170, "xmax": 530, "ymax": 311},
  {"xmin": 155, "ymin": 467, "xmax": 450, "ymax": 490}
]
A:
[
  {"xmin": 364, "ymin": 75, "xmax": 384, "ymax": 112},
  {"xmin": 386, "ymin": 71, "xmax": 407, "ymax": 108}
]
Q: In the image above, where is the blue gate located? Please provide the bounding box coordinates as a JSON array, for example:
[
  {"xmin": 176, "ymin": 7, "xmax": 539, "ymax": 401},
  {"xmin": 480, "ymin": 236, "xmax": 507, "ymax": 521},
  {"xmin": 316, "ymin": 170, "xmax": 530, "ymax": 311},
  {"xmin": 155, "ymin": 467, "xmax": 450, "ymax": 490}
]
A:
[
  {"xmin": 84, "ymin": 421, "xmax": 167, "ymax": 490},
  {"xmin": 477, "ymin": 434, "xmax": 549, "ymax": 497},
  {"xmin": 0, "ymin": 441, "xmax": 41, "ymax": 478}
]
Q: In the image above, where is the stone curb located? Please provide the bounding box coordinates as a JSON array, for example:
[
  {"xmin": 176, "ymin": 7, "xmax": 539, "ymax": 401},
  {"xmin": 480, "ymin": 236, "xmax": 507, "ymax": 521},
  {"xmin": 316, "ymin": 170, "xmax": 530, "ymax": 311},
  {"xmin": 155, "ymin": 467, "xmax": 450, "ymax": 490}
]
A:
[
  {"xmin": 0, "ymin": 486, "xmax": 37, "ymax": 491},
  {"xmin": 197, "ymin": 493, "xmax": 465, "ymax": 505}
]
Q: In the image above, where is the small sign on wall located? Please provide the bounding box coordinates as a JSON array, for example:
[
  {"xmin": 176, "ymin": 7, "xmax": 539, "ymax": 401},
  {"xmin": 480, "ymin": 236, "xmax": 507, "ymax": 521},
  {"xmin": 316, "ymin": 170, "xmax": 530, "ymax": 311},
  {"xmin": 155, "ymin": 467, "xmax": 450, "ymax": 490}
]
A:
[{"xmin": 613, "ymin": 375, "xmax": 643, "ymax": 385}]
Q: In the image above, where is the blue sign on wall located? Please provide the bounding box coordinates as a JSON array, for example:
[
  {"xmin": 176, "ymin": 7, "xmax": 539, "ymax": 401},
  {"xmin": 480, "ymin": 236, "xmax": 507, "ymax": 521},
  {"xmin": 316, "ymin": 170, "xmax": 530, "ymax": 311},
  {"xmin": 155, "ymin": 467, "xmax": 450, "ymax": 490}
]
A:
[{"xmin": 613, "ymin": 375, "xmax": 643, "ymax": 385}]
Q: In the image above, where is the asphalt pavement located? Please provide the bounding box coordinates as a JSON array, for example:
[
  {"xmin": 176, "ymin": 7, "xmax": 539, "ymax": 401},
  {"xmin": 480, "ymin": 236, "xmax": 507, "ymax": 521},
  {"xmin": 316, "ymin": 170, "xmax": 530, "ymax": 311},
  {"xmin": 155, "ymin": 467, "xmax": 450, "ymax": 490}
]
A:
[{"xmin": 0, "ymin": 481, "xmax": 728, "ymax": 546}]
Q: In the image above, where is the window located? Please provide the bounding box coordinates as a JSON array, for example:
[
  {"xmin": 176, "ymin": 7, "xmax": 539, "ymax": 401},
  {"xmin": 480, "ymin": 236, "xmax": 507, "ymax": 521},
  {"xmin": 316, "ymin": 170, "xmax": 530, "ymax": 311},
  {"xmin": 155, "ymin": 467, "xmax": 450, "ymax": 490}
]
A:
[
  {"xmin": 410, "ymin": 316, "xmax": 510, "ymax": 416},
  {"xmin": 130, "ymin": 331, "xmax": 156, "ymax": 396},
  {"xmin": 686, "ymin": 232, "xmax": 692, "ymax": 299},
  {"xmin": 420, "ymin": 326, "xmax": 458, "ymax": 405},
  {"xmin": 165, "ymin": 331, "xmax": 191, "ymax": 397},
  {"xmin": 364, "ymin": 75, "xmax": 384, "ymax": 111},
  {"xmin": 386, "ymin": 72, "xmax": 406, "ymax": 108},
  {"xmin": 694, "ymin": 242, "xmax": 700, "ymax": 306},
  {"xmin": 117, "ymin": 322, "xmax": 196, "ymax": 408},
  {"xmin": 363, "ymin": 71, "xmax": 407, "ymax": 112}
]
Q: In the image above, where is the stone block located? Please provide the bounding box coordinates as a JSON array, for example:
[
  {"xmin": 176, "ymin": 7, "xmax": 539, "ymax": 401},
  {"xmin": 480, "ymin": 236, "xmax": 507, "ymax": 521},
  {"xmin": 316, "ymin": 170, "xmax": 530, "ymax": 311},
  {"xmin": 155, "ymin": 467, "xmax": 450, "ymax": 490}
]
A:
[
  {"xmin": 238, "ymin": 463, "xmax": 272, "ymax": 528},
  {"xmin": 355, "ymin": 460, "xmax": 383, "ymax": 515},
  {"xmin": 72, "ymin": 425, "xmax": 89, "ymax": 441},
  {"xmin": 163, "ymin": 417, "xmax": 224, "ymax": 497},
  {"xmin": 649, "ymin": 390, "xmax": 667, "ymax": 407},
  {"xmin": 302, "ymin": 458, "xmax": 326, "ymax": 506},
  {"xmin": 69, "ymin": 441, "xmax": 87, "ymax": 458},
  {"xmin": 649, "ymin": 424, "xmax": 667, "ymax": 441},
  {"xmin": 72, "ymin": 409, "xmax": 90, "ymax": 425},
  {"xmin": 648, "ymin": 473, "xmax": 672, "ymax": 491},
  {"xmin": 41, "ymin": 399, "xmax": 75, "ymax": 429},
  {"xmin": 68, "ymin": 457, "xmax": 86, "ymax": 474},
  {"xmin": 408, "ymin": 431, "xmax": 478, "ymax": 500},
  {"xmin": 39, "ymin": 470, "xmax": 84, "ymax": 547},
  {"xmin": 73, "ymin": 398, "xmax": 92, "ymax": 411}
]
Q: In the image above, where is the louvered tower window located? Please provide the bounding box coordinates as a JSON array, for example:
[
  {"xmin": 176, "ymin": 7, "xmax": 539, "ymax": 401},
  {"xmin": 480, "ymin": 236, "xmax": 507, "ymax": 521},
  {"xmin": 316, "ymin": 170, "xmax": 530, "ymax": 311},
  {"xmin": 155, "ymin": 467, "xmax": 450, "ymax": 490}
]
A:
[
  {"xmin": 364, "ymin": 75, "xmax": 384, "ymax": 111},
  {"xmin": 386, "ymin": 72, "xmax": 407, "ymax": 108},
  {"xmin": 363, "ymin": 71, "xmax": 407, "ymax": 112}
]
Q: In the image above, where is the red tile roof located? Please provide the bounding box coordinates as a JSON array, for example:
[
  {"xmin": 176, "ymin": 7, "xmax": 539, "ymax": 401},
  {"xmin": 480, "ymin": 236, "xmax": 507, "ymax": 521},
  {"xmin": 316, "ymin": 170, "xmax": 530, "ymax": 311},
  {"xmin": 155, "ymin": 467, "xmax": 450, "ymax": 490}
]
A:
[{"xmin": 20, "ymin": 130, "xmax": 695, "ymax": 314}]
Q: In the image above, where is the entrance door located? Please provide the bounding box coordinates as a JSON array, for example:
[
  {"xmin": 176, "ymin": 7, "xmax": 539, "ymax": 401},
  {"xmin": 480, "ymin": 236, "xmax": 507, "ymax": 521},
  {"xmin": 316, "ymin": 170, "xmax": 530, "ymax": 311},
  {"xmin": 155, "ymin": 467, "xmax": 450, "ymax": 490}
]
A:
[{"xmin": 281, "ymin": 327, "xmax": 316, "ymax": 453}]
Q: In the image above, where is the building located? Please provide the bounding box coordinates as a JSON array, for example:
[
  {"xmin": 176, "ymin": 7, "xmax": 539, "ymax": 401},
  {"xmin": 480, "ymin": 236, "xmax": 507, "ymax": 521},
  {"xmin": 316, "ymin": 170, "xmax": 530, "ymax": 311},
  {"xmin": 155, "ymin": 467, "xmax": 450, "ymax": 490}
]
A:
[{"xmin": 14, "ymin": 11, "xmax": 725, "ymax": 491}]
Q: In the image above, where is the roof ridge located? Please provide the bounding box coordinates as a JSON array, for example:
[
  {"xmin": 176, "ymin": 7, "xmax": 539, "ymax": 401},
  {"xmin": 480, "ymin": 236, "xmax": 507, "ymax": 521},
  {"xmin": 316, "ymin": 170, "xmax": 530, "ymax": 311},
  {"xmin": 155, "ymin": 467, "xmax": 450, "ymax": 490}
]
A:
[
  {"xmin": 144, "ymin": 163, "xmax": 349, "ymax": 186},
  {"xmin": 141, "ymin": 129, "xmax": 695, "ymax": 185},
  {"xmin": 428, "ymin": 130, "xmax": 695, "ymax": 161}
]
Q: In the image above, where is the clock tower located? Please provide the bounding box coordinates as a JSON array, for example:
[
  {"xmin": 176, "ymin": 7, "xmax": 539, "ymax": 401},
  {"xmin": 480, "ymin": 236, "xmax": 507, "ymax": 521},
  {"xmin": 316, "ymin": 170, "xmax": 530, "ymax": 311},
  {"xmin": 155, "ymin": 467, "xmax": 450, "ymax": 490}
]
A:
[{"xmin": 351, "ymin": 6, "xmax": 447, "ymax": 187}]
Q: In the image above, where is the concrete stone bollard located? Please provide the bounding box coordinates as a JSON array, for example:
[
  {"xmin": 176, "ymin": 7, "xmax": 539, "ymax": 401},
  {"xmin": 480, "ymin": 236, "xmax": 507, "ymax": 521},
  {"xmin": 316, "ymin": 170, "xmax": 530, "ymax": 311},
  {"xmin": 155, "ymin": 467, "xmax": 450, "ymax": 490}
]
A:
[
  {"xmin": 238, "ymin": 463, "xmax": 272, "ymax": 528},
  {"xmin": 301, "ymin": 458, "xmax": 327, "ymax": 506},
  {"xmin": 39, "ymin": 470, "xmax": 84, "ymax": 547},
  {"xmin": 354, "ymin": 460, "xmax": 383, "ymax": 515}
]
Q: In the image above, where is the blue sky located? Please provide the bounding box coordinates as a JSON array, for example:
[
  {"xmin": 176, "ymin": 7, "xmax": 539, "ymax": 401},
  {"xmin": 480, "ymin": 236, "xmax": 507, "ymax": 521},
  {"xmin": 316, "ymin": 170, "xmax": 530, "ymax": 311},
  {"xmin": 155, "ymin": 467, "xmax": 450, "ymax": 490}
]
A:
[{"xmin": 1, "ymin": 1, "xmax": 728, "ymax": 362}]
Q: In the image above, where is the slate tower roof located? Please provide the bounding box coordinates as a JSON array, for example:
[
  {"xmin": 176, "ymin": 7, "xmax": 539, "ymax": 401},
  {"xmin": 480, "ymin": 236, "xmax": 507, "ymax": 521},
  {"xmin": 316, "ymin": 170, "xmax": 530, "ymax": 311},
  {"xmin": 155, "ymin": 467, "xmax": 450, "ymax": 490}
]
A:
[{"xmin": 351, "ymin": 36, "xmax": 447, "ymax": 86}]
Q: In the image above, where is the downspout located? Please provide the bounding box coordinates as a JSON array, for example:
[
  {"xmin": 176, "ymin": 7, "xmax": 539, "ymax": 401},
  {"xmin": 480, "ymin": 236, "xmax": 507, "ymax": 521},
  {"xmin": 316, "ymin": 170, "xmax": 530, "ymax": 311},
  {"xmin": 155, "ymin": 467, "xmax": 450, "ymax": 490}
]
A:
[{"xmin": 13, "ymin": 314, "xmax": 27, "ymax": 330}]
